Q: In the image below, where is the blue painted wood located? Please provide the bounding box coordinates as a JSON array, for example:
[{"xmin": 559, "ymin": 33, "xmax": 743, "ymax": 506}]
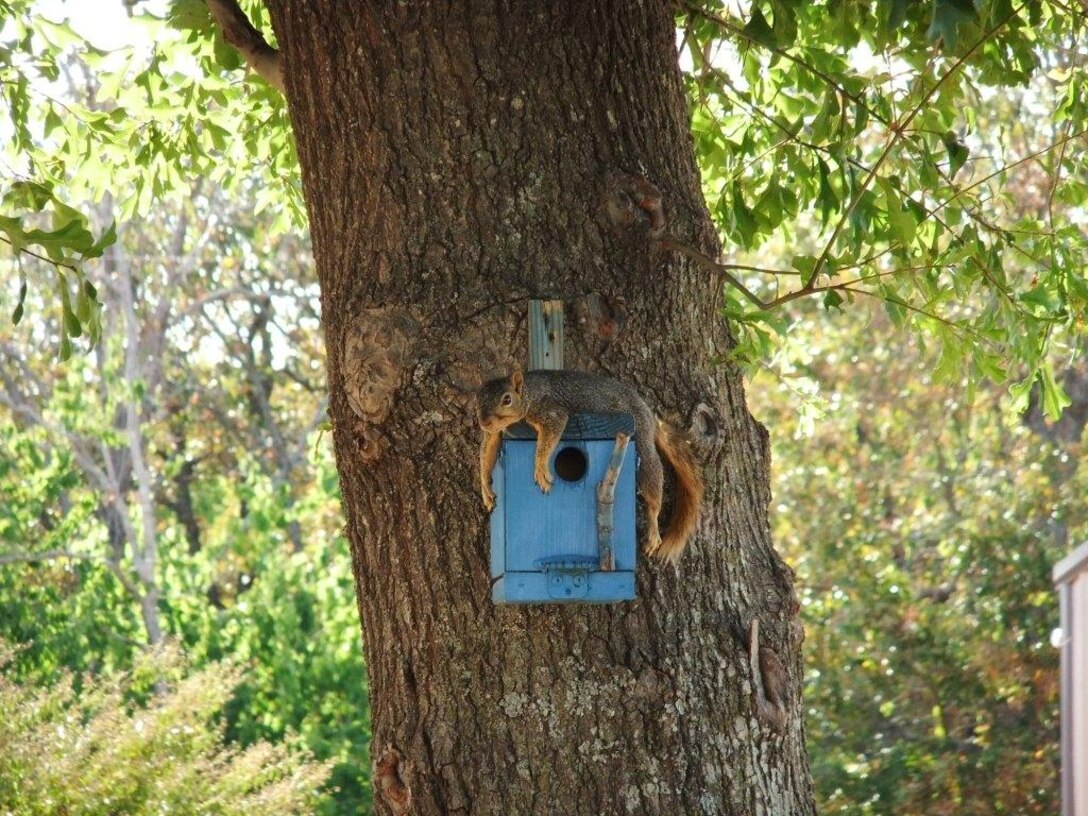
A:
[
  {"xmin": 490, "ymin": 411, "xmax": 638, "ymax": 604},
  {"xmin": 489, "ymin": 450, "xmax": 507, "ymax": 580},
  {"xmin": 492, "ymin": 571, "xmax": 635, "ymax": 604}
]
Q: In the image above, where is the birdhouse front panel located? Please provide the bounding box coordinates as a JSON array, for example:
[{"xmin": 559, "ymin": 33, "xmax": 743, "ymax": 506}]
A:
[{"xmin": 490, "ymin": 413, "xmax": 637, "ymax": 604}]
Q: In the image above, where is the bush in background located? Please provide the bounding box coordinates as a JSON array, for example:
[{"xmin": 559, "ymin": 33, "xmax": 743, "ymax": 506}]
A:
[{"xmin": 0, "ymin": 643, "xmax": 331, "ymax": 816}]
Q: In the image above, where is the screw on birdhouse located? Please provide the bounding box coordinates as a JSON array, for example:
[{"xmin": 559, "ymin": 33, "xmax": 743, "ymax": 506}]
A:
[{"xmin": 529, "ymin": 299, "xmax": 564, "ymax": 371}]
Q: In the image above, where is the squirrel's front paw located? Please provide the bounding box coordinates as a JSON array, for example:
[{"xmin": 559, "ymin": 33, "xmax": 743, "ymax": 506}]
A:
[
  {"xmin": 534, "ymin": 468, "xmax": 553, "ymax": 494},
  {"xmin": 482, "ymin": 486, "xmax": 497, "ymax": 512}
]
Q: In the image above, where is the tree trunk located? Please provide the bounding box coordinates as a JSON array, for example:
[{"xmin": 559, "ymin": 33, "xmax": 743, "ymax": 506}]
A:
[{"xmin": 267, "ymin": 3, "xmax": 814, "ymax": 814}]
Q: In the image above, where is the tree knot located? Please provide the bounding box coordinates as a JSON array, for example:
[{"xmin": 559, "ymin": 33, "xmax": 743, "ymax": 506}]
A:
[
  {"xmin": 341, "ymin": 308, "xmax": 419, "ymax": 458},
  {"xmin": 374, "ymin": 747, "xmax": 413, "ymax": 814},
  {"xmin": 749, "ymin": 618, "xmax": 789, "ymax": 731},
  {"xmin": 602, "ymin": 172, "xmax": 666, "ymax": 239}
]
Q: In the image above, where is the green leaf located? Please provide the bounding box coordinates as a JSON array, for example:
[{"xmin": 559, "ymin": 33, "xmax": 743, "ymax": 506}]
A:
[
  {"xmin": 890, "ymin": 205, "xmax": 916, "ymax": 245},
  {"xmin": 743, "ymin": 8, "xmax": 778, "ymax": 49},
  {"xmin": 0, "ymin": 215, "xmax": 25, "ymax": 249},
  {"xmin": 755, "ymin": 182, "xmax": 788, "ymax": 230},
  {"xmin": 64, "ymin": 309, "xmax": 82, "ymax": 338},
  {"xmin": 5, "ymin": 181, "xmax": 53, "ymax": 212},
  {"xmin": 213, "ymin": 32, "xmax": 244, "ymax": 72},
  {"xmin": 769, "ymin": 0, "xmax": 798, "ymax": 46},
  {"xmin": 974, "ymin": 351, "xmax": 1007, "ymax": 383},
  {"xmin": 1009, "ymin": 376, "xmax": 1033, "ymax": 412},
  {"xmin": 85, "ymin": 221, "xmax": 118, "ymax": 260},
  {"xmin": 12, "ymin": 278, "xmax": 26, "ymax": 326},
  {"xmin": 823, "ymin": 289, "xmax": 845, "ymax": 310},
  {"xmin": 167, "ymin": 0, "xmax": 212, "ymax": 33},
  {"xmin": 887, "ymin": 0, "xmax": 911, "ymax": 32},
  {"xmin": 933, "ymin": 340, "xmax": 963, "ymax": 382},
  {"xmin": 24, "ymin": 217, "xmax": 94, "ymax": 258},
  {"xmin": 43, "ymin": 106, "xmax": 65, "ymax": 138},
  {"xmin": 811, "ymin": 91, "xmax": 840, "ymax": 144},
  {"xmin": 881, "ymin": 179, "xmax": 917, "ymax": 246},
  {"xmin": 817, "ymin": 158, "xmax": 838, "ymax": 226},
  {"xmin": 1018, "ymin": 274, "xmax": 1055, "ymax": 309},
  {"xmin": 730, "ymin": 181, "xmax": 759, "ymax": 248},
  {"xmin": 942, "ymin": 132, "xmax": 969, "ymax": 178},
  {"xmin": 1028, "ymin": 0, "xmax": 1042, "ymax": 25},
  {"xmin": 927, "ymin": 0, "xmax": 978, "ymax": 50},
  {"xmin": 1039, "ymin": 364, "xmax": 1071, "ymax": 420},
  {"xmin": 75, "ymin": 287, "xmax": 92, "ymax": 323},
  {"xmin": 792, "ymin": 254, "xmax": 819, "ymax": 282}
]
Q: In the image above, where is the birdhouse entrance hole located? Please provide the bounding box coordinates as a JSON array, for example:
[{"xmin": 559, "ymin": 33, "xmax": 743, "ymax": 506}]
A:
[{"xmin": 554, "ymin": 447, "xmax": 588, "ymax": 482}]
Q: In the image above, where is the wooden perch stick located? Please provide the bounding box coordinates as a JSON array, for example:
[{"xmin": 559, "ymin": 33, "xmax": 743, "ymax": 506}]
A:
[
  {"xmin": 206, "ymin": 0, "xmax": 285, "ymax": 93},
  {"xmin": 597, "ymin": 432, "xmax": 630, "ymax": 571}
]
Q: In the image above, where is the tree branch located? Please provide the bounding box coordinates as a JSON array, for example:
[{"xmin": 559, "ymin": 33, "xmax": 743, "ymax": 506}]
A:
[
  {"xmin": 838, "ymin": 284, "xmax": 992, "ymax": 345},
  {"xmin": 806, "ymin": 2, "xmax": 1026, "ymax": 288},
  {"xmin": 0, "ymin": 382, "xmax": 116, "ymax": 496},
  {"xmin": 206, "ymin": 0, "xmax": 285, "ymax": 93},
  {"xmin": 105, "ymin": 557, "xmax": 145, "ymax": 602},
  {"xmin": 661, "ymin": 235, "xmax": 918, "ymax": 310},
  {"xmin": 680, "ymin": 1, "xmax": 886, "ymax": 126},
  {"xmin": 930, "ymin": 128, "xmax": 1088, "ymax": 221},
  {"xmin": 0, "ymin": 550, "xmax": 102, "ymax": 566},
  {"xmin": 0, "ymin": 234, "xmax": 79, "ymax": 271},
  {"xmin": 659, "ymin": 237, "xmax": 776, "ymax": 308},
  {"xmin": 184, "ymin": 287, "xmax": 271, "ymax": 319}
]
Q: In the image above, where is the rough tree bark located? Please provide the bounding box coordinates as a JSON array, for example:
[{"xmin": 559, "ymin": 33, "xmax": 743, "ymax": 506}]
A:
[{"xmin": 264, "ymin": 3, "xmax": 814, "ymax": 814}]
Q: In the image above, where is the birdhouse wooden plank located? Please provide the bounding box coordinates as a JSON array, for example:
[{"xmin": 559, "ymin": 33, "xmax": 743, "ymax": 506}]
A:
[{"xmin": 490, "ymin": 412, "xmax": 638, "ymax": 604}]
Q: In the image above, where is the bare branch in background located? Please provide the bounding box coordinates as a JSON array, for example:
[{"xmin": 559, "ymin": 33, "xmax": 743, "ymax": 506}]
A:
[{"xmin": 0, "ymin": 550, "xmax": 102, "ymax": 565}]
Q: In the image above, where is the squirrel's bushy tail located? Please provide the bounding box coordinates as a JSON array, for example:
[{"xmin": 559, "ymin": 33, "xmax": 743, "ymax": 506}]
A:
[{"xmin": 653, "ymin": 420, "xmax": 704, "ymax": 563}]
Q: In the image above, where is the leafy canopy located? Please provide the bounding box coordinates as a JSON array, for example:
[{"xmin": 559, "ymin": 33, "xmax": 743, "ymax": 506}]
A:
[
  {"xmin": 0, "ymin": 0, "xmax": 297, "ymax": 358},
  {"xmin": 680, "ymin": 0, "xmax": 1086, "ymax": 416},
  {"xmin": 0, "ymin": 0, "xmax": 1085, "ymax": 406}
]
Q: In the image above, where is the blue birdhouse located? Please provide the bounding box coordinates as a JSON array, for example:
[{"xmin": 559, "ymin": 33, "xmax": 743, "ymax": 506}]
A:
[{"xmin": 490, "ymin": 413, "xmax": 638, "ymax": 604}]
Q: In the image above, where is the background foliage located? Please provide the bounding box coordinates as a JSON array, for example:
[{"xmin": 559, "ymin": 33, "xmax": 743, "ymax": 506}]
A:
[
  {"xmin": 680, "ymin": 0, "xmax": 1085, "ymax": 416},
  {"xmin": 0, "ymin": 0, "xmax": 1084, "ymax": 814},
  {"xmin": 0, "ymin": 642, "xmax": 331, "ymax": 815},
  {"xmin": 749, "ymin": 306, "xmax": 1076, "ymax": 813}
]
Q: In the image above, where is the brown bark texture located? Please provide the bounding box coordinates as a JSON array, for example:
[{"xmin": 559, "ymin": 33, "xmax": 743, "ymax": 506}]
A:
[{"xmin": 266, "ymin": 2, "xmax": 815, "ymax": 814}]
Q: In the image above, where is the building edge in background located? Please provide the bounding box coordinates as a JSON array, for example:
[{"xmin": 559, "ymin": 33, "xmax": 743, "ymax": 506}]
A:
[{"xmin": 1054, "ymin": 540, "xmax": 1088, "ymax": 816}]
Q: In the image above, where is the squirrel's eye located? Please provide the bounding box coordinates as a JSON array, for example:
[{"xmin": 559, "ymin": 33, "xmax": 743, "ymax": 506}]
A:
[{"xmin": 501, "ymin": 393, "xmax": 513, "ymax": 407}]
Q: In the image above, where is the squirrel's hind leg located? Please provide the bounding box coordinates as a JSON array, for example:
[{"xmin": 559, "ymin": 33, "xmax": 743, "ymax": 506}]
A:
[
  {"xmin": 644, "ymin": 491, "xmax": 663, "ymax": 556},
  {"xmin": 636, "ymin": 440, "xmax": 665, "ymax": 557}
]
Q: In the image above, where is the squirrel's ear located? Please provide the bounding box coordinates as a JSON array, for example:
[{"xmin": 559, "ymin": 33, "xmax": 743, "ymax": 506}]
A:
[{"xmin": 510, "ymin": 368, "xmax": 525, "ymax": 395}]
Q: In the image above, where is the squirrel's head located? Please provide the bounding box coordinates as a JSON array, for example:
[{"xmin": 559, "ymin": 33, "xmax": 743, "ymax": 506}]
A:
[{"xmin": 476, "ymin": 369, "xmax": 526, "ymax": 432}]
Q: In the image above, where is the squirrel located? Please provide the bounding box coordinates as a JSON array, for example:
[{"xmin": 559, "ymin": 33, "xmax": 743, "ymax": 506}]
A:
[{"xmin": 476, "ymin": 369, "xmax": 704, "ymax": 563}]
